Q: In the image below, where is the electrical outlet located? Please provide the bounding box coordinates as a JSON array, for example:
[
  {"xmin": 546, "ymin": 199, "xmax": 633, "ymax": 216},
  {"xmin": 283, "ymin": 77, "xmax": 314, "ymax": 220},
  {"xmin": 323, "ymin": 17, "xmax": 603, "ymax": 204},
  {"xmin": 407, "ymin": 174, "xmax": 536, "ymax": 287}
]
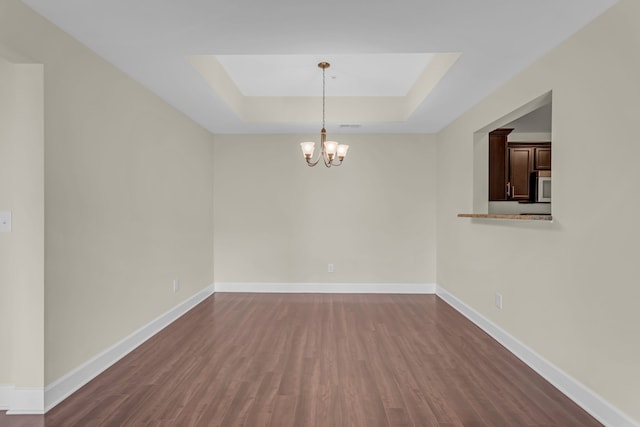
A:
[
  {"xmin": 173, "ymin": 279, "xmax": 180, "ymax": 293},
  {"xmin": 327, "ymin": 263, "xmax": 334, "ymax": 273},
  {"xmin": 495, "ymin": 292, "xmax": 503, "ymax": 309}
]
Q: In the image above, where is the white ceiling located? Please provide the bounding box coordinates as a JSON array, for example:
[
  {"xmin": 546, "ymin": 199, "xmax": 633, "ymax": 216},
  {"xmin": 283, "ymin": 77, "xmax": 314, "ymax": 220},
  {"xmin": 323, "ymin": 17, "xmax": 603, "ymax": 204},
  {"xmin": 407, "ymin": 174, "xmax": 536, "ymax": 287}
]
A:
[{"xmin": 21, "ymin": 0, "xmax": 617, "ymax": 134}]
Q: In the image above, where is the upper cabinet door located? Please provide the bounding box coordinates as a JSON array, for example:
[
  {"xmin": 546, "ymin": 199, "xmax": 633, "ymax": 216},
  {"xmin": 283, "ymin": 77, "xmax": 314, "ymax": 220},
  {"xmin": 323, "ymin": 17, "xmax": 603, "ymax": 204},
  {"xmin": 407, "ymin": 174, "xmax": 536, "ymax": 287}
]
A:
[{"xmin": 535, "ymin": 147, "xmax": 552, "ymax": 170}]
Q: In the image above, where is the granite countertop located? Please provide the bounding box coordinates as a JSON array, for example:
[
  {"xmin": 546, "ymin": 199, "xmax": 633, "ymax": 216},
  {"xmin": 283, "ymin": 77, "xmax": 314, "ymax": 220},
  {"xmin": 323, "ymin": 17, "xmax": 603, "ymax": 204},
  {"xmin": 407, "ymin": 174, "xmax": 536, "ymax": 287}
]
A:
[{"xmin": 457, "ymin": 213, "xmax": 552, "ymax": 221}]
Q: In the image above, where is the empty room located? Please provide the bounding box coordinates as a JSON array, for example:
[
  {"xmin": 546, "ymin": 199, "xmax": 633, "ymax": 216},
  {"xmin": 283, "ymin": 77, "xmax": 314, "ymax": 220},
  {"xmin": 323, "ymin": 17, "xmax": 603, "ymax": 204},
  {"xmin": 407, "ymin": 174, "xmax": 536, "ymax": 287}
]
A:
[{"xmin": 0, "ymin": 0, "xmax": 639, "ymax": 426}]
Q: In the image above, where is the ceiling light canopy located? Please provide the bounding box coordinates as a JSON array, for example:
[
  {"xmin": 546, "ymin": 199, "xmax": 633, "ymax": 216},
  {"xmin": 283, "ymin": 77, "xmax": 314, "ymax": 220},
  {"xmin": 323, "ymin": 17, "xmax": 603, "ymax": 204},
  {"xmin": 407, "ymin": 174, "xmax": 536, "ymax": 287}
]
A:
[{"xmin": 300, "ymin": 62, "xmax": 349, "ymax": 168}]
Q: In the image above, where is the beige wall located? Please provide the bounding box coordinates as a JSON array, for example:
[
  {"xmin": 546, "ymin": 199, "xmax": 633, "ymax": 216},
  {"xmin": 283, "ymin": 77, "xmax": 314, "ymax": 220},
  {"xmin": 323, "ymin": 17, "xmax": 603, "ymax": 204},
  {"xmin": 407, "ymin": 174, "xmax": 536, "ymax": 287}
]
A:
[
  {"xmin": 436, "ymin": 0, "xmax": 640, "ymax": 422},
  {"xmin": 0, "ymin": 55, "xmax": 14, "ymax": 387},
  {"xmin": 0, "ymin": 55, "xmax": 45, "ymax": 389},
  {"xmin": 0, "ymin": 0, "xmax": 215, "ymax": 384},
  {"xmin": 214, "ymin": 134, "xmax": 436, "ymax": 284}
]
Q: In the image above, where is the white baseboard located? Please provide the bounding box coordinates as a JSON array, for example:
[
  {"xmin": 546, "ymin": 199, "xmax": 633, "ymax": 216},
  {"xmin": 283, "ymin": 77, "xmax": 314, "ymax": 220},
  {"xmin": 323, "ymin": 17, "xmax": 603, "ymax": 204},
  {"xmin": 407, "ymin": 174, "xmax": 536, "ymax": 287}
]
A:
[
  {"xmin": 44, "ymin": 284, "xmax": 215, "ymax": 412},
  {"xmin": 0, "ymin": 384, "xmax": 13, "ymax": 410},
  {"xmin": 6, "ymin": 388, "xmax": 45, "ymax": 414},
  {"xmin": 0, "ymin": 385, "xmax": 45, "ymax": 414},
  {"xmin": 435, "ymin": 285, "xmax": 638, "ymax": 427},
  {"xmin": 214, "ymin": 282, "xmax": 436, "ymax": 294}
]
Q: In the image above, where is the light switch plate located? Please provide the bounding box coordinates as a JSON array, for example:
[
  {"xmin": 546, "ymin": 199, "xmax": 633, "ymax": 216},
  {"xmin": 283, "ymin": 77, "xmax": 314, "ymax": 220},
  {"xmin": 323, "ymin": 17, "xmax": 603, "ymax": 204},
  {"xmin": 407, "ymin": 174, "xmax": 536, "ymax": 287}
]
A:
[{"xmin": 0, "ymin": 211, "xmax": 11, "ymax": 232}]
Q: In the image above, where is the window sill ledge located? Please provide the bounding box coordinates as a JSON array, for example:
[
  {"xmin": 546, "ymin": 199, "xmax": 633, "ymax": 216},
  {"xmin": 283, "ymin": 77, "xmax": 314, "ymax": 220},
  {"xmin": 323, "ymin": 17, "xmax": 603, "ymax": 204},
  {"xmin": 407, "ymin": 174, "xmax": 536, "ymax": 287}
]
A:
[{"xmin": 457, "ymin": 213, "xmax": 552, "ymax": 221}]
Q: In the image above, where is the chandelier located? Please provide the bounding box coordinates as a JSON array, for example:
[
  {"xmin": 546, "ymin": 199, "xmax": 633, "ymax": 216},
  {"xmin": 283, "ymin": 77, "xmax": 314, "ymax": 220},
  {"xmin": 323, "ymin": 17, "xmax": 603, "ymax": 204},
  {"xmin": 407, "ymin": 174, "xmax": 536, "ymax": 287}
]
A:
[{"xmin": 300, "ymin": 62, "xmax": 349, "ymax": 167}]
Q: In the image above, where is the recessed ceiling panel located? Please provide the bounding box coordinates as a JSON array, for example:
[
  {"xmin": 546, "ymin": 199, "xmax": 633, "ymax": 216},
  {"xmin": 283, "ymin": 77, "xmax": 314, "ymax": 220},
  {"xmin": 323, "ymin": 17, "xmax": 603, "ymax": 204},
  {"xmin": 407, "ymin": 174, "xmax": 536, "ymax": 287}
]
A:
[
  {"xmin": 215, "ymin": 54, "xmax": 434, "ymax": 97},
  {"xmin": 189, "ymin": 53, "xmax": 460, "ymax": 124}
]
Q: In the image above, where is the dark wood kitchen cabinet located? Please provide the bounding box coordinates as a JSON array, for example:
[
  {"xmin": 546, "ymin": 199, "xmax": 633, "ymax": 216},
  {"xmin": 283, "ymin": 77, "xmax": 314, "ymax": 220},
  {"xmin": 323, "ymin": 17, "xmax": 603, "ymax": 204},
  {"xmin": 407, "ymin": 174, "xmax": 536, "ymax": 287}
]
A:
[
  {"xmin": 489, "ymin": 128, "xmax": 551, "ymax": 201},
  {"xmin": 509, "ymin": 147, "xmax": 534, "ymax": 200},
  {"xmin": 535, "ymin": 147, "xmax": 551, "ymax": 170},
  {"xmin": 488, "ymin": 129, "xmax": 512, "ymax": 201}
]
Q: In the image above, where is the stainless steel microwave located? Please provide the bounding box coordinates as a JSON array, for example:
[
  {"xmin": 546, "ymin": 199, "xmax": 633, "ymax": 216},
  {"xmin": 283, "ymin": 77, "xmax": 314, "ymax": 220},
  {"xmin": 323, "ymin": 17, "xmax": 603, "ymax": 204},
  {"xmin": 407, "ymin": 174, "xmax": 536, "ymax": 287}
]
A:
[{"xmin": 536, "ymin": 171, "xmax": 551, "ymax": 202}]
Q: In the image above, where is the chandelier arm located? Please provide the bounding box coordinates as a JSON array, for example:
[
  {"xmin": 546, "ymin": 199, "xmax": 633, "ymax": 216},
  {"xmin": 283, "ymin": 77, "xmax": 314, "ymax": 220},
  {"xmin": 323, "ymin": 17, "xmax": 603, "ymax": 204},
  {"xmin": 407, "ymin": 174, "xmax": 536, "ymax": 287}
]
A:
[
  {"xmin": 304, "ymin": 135, "xmax": 327, "ymax": 167},
  {"xmin": 305, "ymin": 145, "xmax": 324, "ymax": 166},
  {"xmin": 328, "ymin": 156, "xmax": 343, "ymax": 167},
  {"xmin": 322, "ymin": 142, "xmax": 332, "ymax": 168},
  {"xmin": 306, "ymin": 156, "xmax": 321, "ymax": 167}
]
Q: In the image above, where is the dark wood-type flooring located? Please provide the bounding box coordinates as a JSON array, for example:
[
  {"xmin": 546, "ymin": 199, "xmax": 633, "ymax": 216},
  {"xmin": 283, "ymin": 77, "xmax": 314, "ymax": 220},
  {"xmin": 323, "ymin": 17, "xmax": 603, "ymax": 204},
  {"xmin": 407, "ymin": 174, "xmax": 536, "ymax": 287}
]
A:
[
  {"xmin": 14, "ymin": 294, "xmax": 604, "ymax": 426},
  {"xmin": 0, "ymin": 411, "xmax": 43, "ymax": 427}
]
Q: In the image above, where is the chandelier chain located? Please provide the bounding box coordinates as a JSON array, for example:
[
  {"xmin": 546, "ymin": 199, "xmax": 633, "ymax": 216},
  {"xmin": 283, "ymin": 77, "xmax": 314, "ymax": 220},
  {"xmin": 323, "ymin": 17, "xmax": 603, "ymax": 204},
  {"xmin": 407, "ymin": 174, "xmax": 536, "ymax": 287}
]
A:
[{"xmin": 322, "ymin": 65, "xmax": 326, "ymax": 129}]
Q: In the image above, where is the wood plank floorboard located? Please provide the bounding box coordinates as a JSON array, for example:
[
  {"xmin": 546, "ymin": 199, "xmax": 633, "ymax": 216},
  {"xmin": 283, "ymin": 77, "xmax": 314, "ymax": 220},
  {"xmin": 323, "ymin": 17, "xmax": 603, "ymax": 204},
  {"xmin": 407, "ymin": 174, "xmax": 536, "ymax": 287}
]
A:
[
  {"xmin": 33, "ymin": 293, "xmax": 603, "ymax": 426},
  {"xmin": 0, "ymin": 412, "xmax": 44, "ymax": 427}
]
